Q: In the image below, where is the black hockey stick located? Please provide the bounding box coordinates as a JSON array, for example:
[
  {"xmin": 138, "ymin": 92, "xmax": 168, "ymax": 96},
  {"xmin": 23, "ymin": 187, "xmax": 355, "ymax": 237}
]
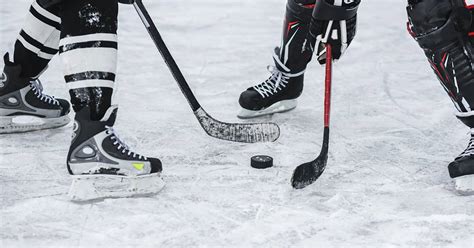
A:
[
  {"xmin": 132, "ymin": 0, "xmax": 280, "ymax": 143},
  {"xmin": 291, "ymin": 44, "xmax": 333, "ymax": 189}
]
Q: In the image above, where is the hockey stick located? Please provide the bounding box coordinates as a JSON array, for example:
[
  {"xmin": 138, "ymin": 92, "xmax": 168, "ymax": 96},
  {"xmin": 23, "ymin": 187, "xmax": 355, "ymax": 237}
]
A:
[
  {"xmin": 132, "ymin": 0, "xmax": 280, "ymax": 143},
  {"xmin": 291, "ymin": 44, "xmax": 333, "ymax": 189}
]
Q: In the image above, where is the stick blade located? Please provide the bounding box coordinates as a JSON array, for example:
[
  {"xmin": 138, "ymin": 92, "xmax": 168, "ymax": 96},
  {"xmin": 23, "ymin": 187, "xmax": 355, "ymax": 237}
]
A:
[
  {"xmin": 194, "ymin": 108, "xmax": 280, "ymax": 143},
  {"xmin": 291, "ymin": 153, "xmax": 328, "ymax": 189}
]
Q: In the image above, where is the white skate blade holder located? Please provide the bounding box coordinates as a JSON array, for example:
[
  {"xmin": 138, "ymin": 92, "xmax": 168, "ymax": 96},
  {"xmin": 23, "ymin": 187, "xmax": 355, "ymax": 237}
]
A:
[
  {"xmin": 0, "ymin": 115, "xmax": 70, "ymax": 134},
  {"xmin": 68, "ymin": 173, "xmax": 165, "ymax": 202},
  {"xmin": 454, "ymin": 175, "xmax": 474, "ymax": 196},
  {"xmin": 238, "ymin": 99, "xmax": 297, "ymax": 119}
]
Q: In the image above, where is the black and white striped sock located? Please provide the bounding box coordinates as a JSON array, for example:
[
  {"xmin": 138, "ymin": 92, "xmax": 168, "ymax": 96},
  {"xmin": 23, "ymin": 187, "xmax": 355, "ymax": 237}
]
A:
[
  {"xmin": 13, "ymin": 0, "xmax": 61, "ymax": 78},
  {"xmin": 60, "ymin": 33, "xmax": 118, "ymax": 90},
  {"xmin": 58, "ymin": 0, "xmax": 119, "ymax": 120}
]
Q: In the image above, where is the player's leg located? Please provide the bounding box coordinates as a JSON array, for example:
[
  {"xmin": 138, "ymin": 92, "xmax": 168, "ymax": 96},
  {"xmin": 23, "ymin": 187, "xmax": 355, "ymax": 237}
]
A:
[
  {"xmin": 407, "ymin": 0, "xmax": 474, "ymax": 194},
  {"xmin": 237, "ymin": 0, "xmax": 315, "ymax": 119},
  {"xmin": 59, "ymin": 0, "xmax": 163, "ymax": 201},
  {"xmin": 0, "ymin": 0, "xmax": 71, "ymax": 134}
]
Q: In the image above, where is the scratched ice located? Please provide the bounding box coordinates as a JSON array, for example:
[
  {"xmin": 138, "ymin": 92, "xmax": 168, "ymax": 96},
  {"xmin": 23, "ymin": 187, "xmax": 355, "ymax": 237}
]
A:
[{"xmin": 1, "ymin": 0, "xmax": 473, "ymax": 247}]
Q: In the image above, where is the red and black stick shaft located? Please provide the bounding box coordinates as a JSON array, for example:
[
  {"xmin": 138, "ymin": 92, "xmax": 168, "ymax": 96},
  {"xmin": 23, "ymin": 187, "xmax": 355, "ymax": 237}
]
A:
[
  {"xmin": 324, "ymin": 44, "xmax": 332, "ymax": 128},
  {"xmin": 321, "ymin": 44, "xmax": 332, "ymax": 154}
]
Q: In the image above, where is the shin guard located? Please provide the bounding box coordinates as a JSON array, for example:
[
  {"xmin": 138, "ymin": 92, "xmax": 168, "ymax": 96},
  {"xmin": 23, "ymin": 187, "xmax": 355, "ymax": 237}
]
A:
[
  {"xmin": 408, "ymin": 0, "xmax": 474, "ymax": 125},
  {"xmin": 278, "ymin": 0, "xmax": 316, "ymax": 74}
]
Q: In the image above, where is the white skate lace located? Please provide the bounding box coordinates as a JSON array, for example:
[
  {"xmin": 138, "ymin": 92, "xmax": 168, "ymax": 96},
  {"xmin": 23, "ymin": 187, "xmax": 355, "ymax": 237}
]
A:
[
  {"xmin": 253, "ymin": 66, "xmax": 305, "ymax": 98},
  {"xmin": 457, "ymin": 131, "xmax": 474, "ymax": 159},
  {"xmin": 456, "ymin": 132, "xmax": 474, "ymax": 159},
  {"xmin": 253, "ymin": 66, "xmax": 290, "ymax": 98},
  {"xmin": 30, "ymin": 79, "xmax": 59, "ymax": 105},
  {"xmin": 105, "ymin": 126, "xmax": 147, "ymax": 160}
]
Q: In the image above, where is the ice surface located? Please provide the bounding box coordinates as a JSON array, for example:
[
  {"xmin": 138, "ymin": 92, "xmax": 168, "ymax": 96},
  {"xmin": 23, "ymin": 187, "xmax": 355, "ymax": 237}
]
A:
[{"xmin": 1, "ymin": 0, "xmax": 473, "ymax": 247}]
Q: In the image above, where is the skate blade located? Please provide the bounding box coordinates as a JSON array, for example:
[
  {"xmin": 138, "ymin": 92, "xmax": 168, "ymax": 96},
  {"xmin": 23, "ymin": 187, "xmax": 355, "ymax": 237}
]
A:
[
  {"xmin": 0, "ymin": 115, "xmax": 70, "ymax": 134},
  {"xmin": 68, "ymin": 173, "xmax": 165, "ymax": 202},
  {"xmin": 454, "ymin": 175, "xmax": 474, "ymax": 196},
  {"xmin": 237, "ymin": 99, "xmax": 297, "ymax": 119}
]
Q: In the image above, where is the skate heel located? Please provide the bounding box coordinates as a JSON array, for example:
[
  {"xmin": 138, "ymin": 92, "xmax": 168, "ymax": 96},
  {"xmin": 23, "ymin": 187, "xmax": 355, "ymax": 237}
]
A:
[{"xmin": 454, "ymin": 175, "xmax": 474, "ymax": 195}]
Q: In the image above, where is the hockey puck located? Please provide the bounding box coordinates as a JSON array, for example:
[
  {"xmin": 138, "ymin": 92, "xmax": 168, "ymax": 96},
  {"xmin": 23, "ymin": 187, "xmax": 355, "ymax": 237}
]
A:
[{"xmin": 251, "ymin": 155, "xmax": 273, "ymax": 169}]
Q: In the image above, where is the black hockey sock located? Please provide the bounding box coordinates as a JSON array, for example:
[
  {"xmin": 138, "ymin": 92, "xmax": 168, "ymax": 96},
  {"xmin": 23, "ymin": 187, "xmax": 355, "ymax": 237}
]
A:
[
  {"xmin": 12, "ymin": 0, "xmax": 61, "ymax": 78},
  {"xmin": 58, "ymin": 0, "xmax": 118, "ymax": 120}
]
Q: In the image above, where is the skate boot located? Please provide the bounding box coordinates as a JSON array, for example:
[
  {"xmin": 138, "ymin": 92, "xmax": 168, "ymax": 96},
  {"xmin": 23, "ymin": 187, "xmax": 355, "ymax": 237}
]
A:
[
  {"xmin": 0, "ymin": 53, "xmax": 70, "ymax": 134},
  {"xmin": 238, "ymin": 49, "xmax": 304, "ymax": 118},
  {"xmin": 238, "ymin": 0, "xmax": 315, "ymax": 119},
  {"xmin": 67, "ymin": 105, "xmax": 164, "ymax": 201},
  {"xmin": 449, "ymin": 129, "xmax": 474, "ymax": 195}
]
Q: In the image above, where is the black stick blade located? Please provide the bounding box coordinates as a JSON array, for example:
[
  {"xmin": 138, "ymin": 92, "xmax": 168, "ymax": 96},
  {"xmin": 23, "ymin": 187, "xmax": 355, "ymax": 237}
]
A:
[
  {"xmin": 291, "ymin": 153, "xmax": 328, "ymax": 189},
  {"xmin": 194, "ymin": 108, "xmax": 280, "ymax": 143}
]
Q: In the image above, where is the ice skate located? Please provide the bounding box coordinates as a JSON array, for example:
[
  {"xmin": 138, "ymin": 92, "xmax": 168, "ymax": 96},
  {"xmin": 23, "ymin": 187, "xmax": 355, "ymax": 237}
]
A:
[
  {"xmin": 238, "ymin": 0, "xmax": 314, "ymax": 119},
  {"xmin": 449, "ymin": 129, "xmax": 474, "ymax": 195},
  {"xmin": 0, "ymin": 54, "xmax": 70, "ymax": 134},
  {"xmin": 238, "ymin": 49, "xmax": 304, "ymax": 119},
  {"xmin": 67, "ymin": 105, "xmax": 164, "ymax": 201},
  {"xmin": 238, "ymin": 54, "xmax": 302, "ymax": 118}
]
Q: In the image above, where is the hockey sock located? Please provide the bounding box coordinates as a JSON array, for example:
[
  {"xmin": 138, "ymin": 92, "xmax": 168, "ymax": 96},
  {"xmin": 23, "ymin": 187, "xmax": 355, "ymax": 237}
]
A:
[
  {"xmin": 13, "ymin": 0, "xmax": 61, "ymax": 78},
  {"xmin": 59, "ymin": 0, "xmax": 118, "ymax": 120}
]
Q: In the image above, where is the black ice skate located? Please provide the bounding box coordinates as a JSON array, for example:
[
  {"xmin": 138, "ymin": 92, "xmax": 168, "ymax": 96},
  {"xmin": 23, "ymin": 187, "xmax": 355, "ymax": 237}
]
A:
[
  {"xmin": 67, "ymin": 105, "xmax": 164, "ymax": 201},
  {"xmin": 238, "ymin": 49, "xmax": 305, "ymax": 119},
  {"xmin": 238, "ymin": 0, "xmax": 314, "ymax": 119},
  {"xmin": 448, "ymin": 129, "xmax": 474, "ymax": 195},
  {"xmin": 0, "ymin": 53, "xmax": 70, "ymax": 133}
]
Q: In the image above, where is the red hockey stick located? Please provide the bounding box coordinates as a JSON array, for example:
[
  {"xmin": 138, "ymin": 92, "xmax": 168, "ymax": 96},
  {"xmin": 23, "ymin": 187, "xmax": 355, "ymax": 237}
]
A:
[{"xmin": 291, "ymin": 44, "xmax": 332, "ymax": 189}]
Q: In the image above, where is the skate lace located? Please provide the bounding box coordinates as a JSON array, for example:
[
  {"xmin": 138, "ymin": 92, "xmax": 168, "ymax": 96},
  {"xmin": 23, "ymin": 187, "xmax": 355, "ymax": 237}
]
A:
[
  {"xmin": 30, "ymin": 79, "xmax": 59, "ymax": 105},
  {"xmin": 105, "ymin": 126, "xmax": 147, "ymax": 160},
  {"xmin": 253, "ymin": 66, "xmax": 291, "ymax": 98},
  {"xmin": 457, "ymin": 131, "xmax": 474, "ymax": 159}
]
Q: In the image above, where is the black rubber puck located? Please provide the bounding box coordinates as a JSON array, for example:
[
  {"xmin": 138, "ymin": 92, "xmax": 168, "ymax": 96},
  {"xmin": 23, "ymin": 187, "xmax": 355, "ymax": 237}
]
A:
[{"xmin": 251, "ymin": 155, "xmax": 273, "ymax": 169}]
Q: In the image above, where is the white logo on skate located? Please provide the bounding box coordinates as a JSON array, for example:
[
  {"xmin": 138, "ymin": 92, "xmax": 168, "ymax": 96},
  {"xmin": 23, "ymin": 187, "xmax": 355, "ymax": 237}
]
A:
[
  {"xmin": 0, "ymin": 72, "xmax": 6, "ymax": 88},
  {"xmin": 8, "ymin": 97, "xmax": 18, "ymax": 104},
  {"xmin": 71, "ymin": 121, "xmax": 79, "ymax": 141},
  {"xmin": 82, "ymin": 146, "xmax": 94, "ymax": 155}
]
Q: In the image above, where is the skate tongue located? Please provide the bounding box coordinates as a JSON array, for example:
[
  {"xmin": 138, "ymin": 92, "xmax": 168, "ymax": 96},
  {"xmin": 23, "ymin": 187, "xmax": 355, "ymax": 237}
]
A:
[
  {"xmin": 74, "ymin": 105, "xmax": 118, "ymax": 126},
  {"xmin": 3, "ymin": 53, "xmax": 13, "ymax": 66},
  {"xmin": 100, "ymin": 105, "xmax": 118, "ymax": 125},
  {"xmin": 272, "ymin": 49, "xmax": 304, "ymax": 77},
  {"xmin": 2, "ymin": 53, "xmax": 24, "ymax": 82},
  {"xmin": 272, "ymin": 49, "xmax": 291, "ymax": 74}
]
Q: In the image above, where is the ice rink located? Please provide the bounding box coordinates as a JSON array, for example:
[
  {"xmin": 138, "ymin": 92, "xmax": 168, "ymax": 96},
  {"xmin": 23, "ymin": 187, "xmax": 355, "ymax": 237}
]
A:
[{"xmin": 1, "ymin": 0, "xmax": 473, "ymax": 247}]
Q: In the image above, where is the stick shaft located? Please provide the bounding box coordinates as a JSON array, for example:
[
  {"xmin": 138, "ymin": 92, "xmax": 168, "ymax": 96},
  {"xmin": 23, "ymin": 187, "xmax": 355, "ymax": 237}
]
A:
[
  {"xmin": 324, "ymin": 44, "xmax": 333, "ymax": 128},
  {"xmin": 133, "ymin": 0, "xmax": 201, "ymax": 111}
]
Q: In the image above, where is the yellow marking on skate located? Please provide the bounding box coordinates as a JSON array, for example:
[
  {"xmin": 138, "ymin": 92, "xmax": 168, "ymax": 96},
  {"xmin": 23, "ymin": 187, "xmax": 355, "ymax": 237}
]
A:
[{"xmin": 133, "ymin": 163, "xmax": 145, "ymax": 171}]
